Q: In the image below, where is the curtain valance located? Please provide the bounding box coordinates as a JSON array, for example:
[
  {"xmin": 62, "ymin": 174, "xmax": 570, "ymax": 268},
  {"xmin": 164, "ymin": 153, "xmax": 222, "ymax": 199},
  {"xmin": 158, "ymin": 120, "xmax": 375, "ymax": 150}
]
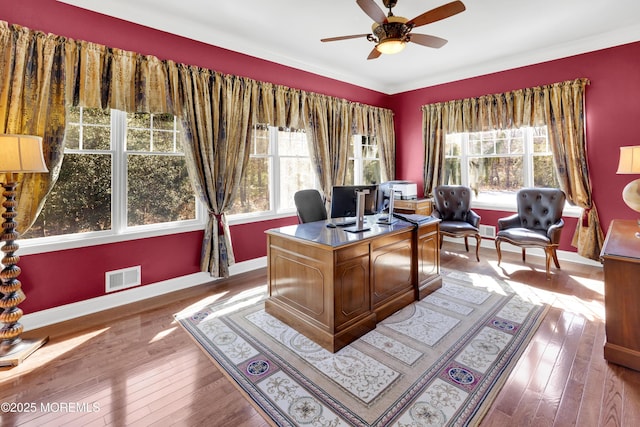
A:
[{"xmin": 420, "ymin": 80, "xmax": 588, "ymax": 134}]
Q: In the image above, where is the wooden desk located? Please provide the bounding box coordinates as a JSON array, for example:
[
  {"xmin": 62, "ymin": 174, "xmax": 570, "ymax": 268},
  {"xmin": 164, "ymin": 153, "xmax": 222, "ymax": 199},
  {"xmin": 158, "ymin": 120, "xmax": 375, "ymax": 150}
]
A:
[
  {"xmin": 600, "ymin": 219, "xmax": 640, "ymax": 371},
  {"xmin": 265, "ymin": 215, "xmax": 441, "ymax": 352}
]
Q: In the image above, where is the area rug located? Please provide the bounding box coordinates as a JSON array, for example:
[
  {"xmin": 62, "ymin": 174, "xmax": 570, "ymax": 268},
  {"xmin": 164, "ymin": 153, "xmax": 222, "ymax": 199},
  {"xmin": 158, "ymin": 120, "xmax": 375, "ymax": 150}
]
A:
[{"xmin": 176, "ymin": 270, "xmax": 549, "ymax": 426}]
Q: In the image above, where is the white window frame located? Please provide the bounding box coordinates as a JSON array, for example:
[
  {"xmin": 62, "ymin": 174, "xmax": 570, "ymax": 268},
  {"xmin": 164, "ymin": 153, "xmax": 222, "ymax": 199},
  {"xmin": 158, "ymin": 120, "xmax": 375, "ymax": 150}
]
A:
[
  {"xmin": 446, "ymin": 127, "xmax": 580, "ymax": 217},
  {"xmin": 228, "ymin": 126, "xmax": 318, "ymax": 225},
  {"xmin": 350, "ymin": 135, "xmax": 381, "ymax": 185},
  {"xmin": 274, "ymin": 127, "xmax": 310, "ymax": 215},
  {"xmin": 20, "ymin": 109, "xmax": 206, "ymax": 255},
  {"xmin": 229, "ymin": 130, "xmax": 384, "ymax": 225}
]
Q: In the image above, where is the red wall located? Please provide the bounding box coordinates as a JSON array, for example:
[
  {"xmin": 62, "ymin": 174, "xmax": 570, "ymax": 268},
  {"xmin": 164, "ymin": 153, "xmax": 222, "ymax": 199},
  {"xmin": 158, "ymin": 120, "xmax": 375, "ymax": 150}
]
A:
[
  {"xmin": 230, "ymin": 217, "xmax": 298, "ymax": 263},
  {"xmin": 390, "ymin": 42, "xmax": 640, "ymax": 249},
  {"xmin": 18, "ymin": 232, "xmax": 203, "ymax": 310},
  {"xmin": 2, "ymin": 0, "xmax": 390, "ymax": 314}
]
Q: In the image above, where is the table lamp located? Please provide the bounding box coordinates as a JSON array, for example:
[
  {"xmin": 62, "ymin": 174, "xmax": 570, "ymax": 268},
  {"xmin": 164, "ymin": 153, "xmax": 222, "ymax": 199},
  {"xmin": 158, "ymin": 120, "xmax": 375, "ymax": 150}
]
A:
[
  {"xmin": 616, "ymin": 145, "xmax": 640, "ymax": 237},
  {"xmin": 0, "ymin": 134, "xmax": 49, "ymax": 366}
]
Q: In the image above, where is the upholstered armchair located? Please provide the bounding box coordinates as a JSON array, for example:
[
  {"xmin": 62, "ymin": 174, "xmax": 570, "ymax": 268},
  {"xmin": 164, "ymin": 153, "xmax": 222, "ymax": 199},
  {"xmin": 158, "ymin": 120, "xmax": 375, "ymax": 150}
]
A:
[
  {"xmin": 294, "ymin": 189, "xmax": 327, "ymax": 223},
  {"xmin": 495, "ymin": 188, "xmax": 566, "ymax": 278},
  {"xmin": 432, "ymin": 185, "xmax": 482, "ymax": 261}
]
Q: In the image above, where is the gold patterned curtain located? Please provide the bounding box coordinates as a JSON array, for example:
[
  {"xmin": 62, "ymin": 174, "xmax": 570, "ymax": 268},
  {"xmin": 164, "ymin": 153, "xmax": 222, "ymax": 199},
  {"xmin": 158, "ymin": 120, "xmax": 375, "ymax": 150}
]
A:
[
  {"xmin": 0, "ymin": 22, "xmax": 68, "ymax": 233},
  {"xmin": 544, "ymin": 80, "xmax": 604, "ymax": 260},
  {"xmin": 422, "ymin": 102, "xmax": 446, "ymax": 194},
  {"xmin": 421, "ymin": 78, "xmax": 603, "ymax": 259},
  {"xmin": 177, "ymin": 66, "xmax": 255, "ymax": 277},
  {"xmin": 303, "ymin": 95, "xmax": 353, "ymax": 201},
  {"xmin": 255, "ymin": 83, "xmax": 306, "ymax": 129},
  {"xmin": 353, "ymin": 104, "xmax": 395, "ymax": 182},
  {"xmin": 67, "ymin": 40, "xmax": 179, "ymax": 114},
  {"xmin": 378, "ymin": 108, "xmax": 396, "ymax": 182}
]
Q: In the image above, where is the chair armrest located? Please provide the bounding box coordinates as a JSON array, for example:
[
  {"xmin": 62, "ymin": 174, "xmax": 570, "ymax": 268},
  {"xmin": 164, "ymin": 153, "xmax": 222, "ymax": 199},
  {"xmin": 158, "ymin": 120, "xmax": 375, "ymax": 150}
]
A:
[
  {"xmin": 431, "ymin": 209, "xmax": 443, "ymax": 220},
  {"xmin": 467, "ymin": 210, "xmax": 481, "ymax": 228},
  {"xmin": 547, "ymin": 218, "xmax": 565, "ymax": 244},
  {"xmin": 497, "ymin": 213, "xmax": 520, "ymax": 230}
]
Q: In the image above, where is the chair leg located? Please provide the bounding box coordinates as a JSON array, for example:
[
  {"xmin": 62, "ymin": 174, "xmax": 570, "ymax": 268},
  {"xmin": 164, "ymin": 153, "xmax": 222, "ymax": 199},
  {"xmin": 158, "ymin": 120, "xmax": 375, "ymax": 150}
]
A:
[
  {"xmin": 551, "ymin": 248, "xmax": 561, "ymax": 268},
  {"xmin": 439, "ymin": 234, "xmax": 443, "ymax": 249},
  {"xmin": 474, "ymin": 234, "xmax": 481, "ymax": 262},
  {"xmin": 464, "ymin": 236, "xmax": 469, "ymax": 252},
  {"xmin": 495, "ymin": 239, "xmax": 502, "ymax": 266},
  {"xmin": 544, "ymin": 246, "xmax": 553, "ymax": 279},
  {"xmin": 521, "ymin": 248, "xmax": 526, "ymax": 262}
]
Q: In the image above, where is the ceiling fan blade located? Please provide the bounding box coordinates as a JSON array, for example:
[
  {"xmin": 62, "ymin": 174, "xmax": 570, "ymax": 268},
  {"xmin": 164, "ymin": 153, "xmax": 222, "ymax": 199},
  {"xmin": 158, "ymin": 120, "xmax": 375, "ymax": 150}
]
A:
[
  {"xmin": 367, "ymin": 47, "xmax": 382, "ymax": 60},
  {"xmin": 357, "ymin": 0, "xmax": 387, "ymax": 23},
  {"xmin": 407, "ymin": 1, "xmax": 466, "ymax": 28},
  {"xmin": 410, "ymin": 34, "xmax": 448, "ymax": 49},
  {"xmin": 321, "ymin": 34, "xmax": 370, "ymax": 42}
]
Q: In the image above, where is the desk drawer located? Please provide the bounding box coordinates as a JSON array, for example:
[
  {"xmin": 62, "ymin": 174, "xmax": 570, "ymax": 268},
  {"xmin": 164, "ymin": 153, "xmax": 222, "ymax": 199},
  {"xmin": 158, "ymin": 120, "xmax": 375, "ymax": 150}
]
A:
[{"xmin": 336, "ymin": 242, "xmax": 369, "ymax": 263}]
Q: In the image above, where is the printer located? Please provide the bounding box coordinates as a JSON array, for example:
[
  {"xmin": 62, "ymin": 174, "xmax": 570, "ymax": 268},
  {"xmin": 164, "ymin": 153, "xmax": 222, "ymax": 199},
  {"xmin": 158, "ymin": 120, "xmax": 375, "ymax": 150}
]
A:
[
  {"xmin": 379, "ymin": 180, "xmax": 418, "ymax": 201},
  {"xmin": 392, "ymin": 182, "xmax": 417, "ymax": 200}
]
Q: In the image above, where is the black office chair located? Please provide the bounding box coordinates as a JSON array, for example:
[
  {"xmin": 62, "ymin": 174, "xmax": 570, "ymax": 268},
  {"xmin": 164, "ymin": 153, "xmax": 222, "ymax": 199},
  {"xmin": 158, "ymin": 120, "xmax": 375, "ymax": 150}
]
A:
[
  {"xmin": 432, "ymin": 185, "xmax": 482, "ymax": 261},
  {"xmin": 294, "ymin": 189, "xmax": 327, "ymax": 223}
]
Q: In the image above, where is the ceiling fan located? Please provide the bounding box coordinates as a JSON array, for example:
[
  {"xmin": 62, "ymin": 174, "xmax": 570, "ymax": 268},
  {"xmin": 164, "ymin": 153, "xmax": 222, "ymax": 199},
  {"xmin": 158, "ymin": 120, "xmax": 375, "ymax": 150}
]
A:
[{"xmin": 321, "ymin": 0, "xmax": 466, "ymax": 60}]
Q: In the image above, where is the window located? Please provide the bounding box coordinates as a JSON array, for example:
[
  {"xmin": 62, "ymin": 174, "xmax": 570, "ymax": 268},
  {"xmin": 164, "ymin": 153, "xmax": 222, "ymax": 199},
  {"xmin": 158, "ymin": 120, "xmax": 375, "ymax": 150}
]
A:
[
  {"xmin": 125, "ymin": 112, "xmax": 195, "ymax": 227},
  {"xmin": 444, "ymin": 126, "xmax": 559, "ymax": 207},
  {"xmin": 23, "ymin": 107, "xmax": 199, "ymax": 241},
  {"xmin": 346, "ymin": 135, "xmax": 381, "ymax": 185},
  {"xmin": 228, "ymin": 125, "xmax": 316, "ymax": 217},
  {"xmin": 229, "ymin": 129, "xmax": 380, "ymax": 219},
  {"xmin": 228, "ymin": 128, "xmax": 382, "ymax": 219}
]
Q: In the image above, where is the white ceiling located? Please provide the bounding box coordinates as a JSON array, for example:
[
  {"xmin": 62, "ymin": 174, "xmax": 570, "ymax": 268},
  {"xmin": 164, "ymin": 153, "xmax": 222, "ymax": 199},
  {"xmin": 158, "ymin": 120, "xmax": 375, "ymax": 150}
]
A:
[{"xmin": 58, "ymin": 0, "xmax": 640, "ymax": 95}]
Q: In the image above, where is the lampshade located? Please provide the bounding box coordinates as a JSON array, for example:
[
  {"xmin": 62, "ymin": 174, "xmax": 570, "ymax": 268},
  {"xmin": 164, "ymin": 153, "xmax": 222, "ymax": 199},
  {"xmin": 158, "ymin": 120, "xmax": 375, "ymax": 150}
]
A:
[
  {"xmin": 376, "ymin": 39, "xmax": 406, "ymax": 55},
  {"xmin": 616, "ymin": 145, "xmax": 640, "ymax": 174},
  {"xmin": 0, "ymin": 134, "xmax": 48, "ymax": 173}
]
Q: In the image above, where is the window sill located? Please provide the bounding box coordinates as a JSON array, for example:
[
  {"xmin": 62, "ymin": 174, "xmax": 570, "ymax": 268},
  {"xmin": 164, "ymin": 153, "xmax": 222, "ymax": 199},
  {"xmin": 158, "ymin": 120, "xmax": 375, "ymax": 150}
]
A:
[
  {"xmin": 18, "ymin": 221, "xmax": 206, "ymax": 256},
  {"xmin": 227, "ymin": 210, "xmax": 298, "ymax": 226},
  {"xmin": 471, "ymin": 200, "xmax": 583, "ymax": 218},
  {"xmin": 20, "ymin": 211, "xmax": 300, "ymax": 256}
]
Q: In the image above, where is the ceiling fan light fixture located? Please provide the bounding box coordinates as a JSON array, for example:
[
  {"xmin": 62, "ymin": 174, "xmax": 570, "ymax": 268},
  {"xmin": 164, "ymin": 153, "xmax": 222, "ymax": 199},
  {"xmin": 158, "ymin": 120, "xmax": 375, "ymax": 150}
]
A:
[
  {"xmin": 321, "ymin": 0, "xmax": 466, "ymax": 60},
  {"xmin": 376, "ymin": 38, "xmax": 406, "ymax": 54}
]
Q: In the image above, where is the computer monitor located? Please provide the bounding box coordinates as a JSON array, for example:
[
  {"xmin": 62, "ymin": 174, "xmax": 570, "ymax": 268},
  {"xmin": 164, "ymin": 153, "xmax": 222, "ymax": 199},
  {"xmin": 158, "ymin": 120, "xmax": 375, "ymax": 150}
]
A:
[{"xmin": 330, "ymin": 185, "xmax": 378, "ymax": 218}]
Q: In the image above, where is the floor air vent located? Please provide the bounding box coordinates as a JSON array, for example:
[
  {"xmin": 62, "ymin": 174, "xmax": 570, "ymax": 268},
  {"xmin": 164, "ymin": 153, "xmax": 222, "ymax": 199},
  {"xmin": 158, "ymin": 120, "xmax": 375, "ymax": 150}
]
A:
[
  {"xmin": 479, "ymin": 224, "xmax": 496, "ymax": 239},
  {"xmin": 105, "ymin": 266, "xmax": 141, "ymax": 293}
]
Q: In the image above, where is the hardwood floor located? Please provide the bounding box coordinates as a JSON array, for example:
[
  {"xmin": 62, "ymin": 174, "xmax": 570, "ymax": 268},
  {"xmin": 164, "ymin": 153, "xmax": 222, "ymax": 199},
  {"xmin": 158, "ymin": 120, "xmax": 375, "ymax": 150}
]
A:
[{"xmin": 2, "ymin": 245, "xmax": 639, "ymax": 426}]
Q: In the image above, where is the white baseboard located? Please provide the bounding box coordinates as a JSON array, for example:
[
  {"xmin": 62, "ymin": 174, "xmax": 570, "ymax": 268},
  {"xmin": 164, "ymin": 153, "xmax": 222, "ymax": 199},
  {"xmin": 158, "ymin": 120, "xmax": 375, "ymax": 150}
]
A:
[
  {"xmin": 443, "ymin": 236, "xmax": 602, "ymax": 267},
  {"xmin": 21, "ymin": 240, "xmax": 600, "ymax": 332},
  {"xmin": 21, "ymin": 256, "xmax": 268, "ymax": 332}
]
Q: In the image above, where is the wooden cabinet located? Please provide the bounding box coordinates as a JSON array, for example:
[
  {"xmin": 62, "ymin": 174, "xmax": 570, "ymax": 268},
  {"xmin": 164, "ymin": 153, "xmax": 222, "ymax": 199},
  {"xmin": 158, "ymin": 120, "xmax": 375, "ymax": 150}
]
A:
[
  {"xmin": 370, "ymin": 229, "xmax": 415, "ymax": 321},
  {"xmin": 415, "ymin": 220, "xmax": 442, "ymax": 300},
  {"xmin": 600, "ymin": 220, "xmax": 640, "ymax": 371},
  {"xmin": 394, "ymin": 198, "xmax": 433, "ymax": 215}
]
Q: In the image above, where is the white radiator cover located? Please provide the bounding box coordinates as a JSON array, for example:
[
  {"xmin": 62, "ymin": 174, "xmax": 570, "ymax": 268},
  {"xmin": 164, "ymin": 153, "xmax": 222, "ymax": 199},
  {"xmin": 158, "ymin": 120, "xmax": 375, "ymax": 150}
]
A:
[
  {"xmin": 479, "ymin": 224, "xmax": 496, "ymax": 238},
  {"xmin": 105, "ymin": 266, "xmax": 141, "ymax": 293}
]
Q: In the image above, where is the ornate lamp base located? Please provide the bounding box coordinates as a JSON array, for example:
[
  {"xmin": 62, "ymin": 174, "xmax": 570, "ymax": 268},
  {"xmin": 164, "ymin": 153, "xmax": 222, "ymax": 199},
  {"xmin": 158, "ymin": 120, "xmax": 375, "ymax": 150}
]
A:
[
  {"xmin": 0, "ymin": 336, "xmax": 48, "ymax": 367},
  {"xmin": 1, "ymin": 179, "xmax": 48, "ymax": 367}
]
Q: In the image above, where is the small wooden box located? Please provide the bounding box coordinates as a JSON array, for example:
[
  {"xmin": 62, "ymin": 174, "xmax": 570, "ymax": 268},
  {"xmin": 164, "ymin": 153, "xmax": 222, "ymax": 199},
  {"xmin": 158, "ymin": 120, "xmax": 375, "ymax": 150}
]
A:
[{"xmin": 394, "ymin": 198, "xmax": 433, "ymax": 216}]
